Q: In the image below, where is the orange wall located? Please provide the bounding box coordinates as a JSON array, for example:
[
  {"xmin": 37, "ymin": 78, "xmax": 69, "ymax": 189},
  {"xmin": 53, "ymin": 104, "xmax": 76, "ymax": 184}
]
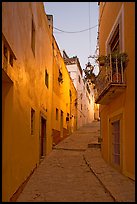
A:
[{"xmin": 99, "ymin": 2, "xmax": 135, "ymax": 179}]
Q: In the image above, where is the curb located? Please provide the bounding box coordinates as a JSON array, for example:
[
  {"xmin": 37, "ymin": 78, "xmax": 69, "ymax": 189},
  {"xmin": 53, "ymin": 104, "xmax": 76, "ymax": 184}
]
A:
[{"xmin": 83, "ymin": 154, "xmax": 117, "ymax": 202}]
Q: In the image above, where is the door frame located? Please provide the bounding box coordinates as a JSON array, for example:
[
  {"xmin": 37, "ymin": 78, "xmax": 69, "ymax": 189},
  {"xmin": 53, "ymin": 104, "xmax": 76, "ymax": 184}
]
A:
[
  {"xmin": 109, "ymin": 112, "xmax": 123, "ymax": 172},
  {"xmin": 39, "ymin": 112, "xmax": 47, "ymax": 161},
  {"xmin": 60, "ymin": 110, "xmax": 63, "ymax": 138}
]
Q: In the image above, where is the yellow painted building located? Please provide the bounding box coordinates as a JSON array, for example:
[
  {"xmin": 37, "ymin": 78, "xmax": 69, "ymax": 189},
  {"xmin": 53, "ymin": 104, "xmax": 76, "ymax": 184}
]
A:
[
  {"xmin": 95, "ymin": 2, "xmax": 135, "ymax": 180},
  {"xmin": 2, "ymin": 2, "xmax": 54, "ymax": 201},
  {"xmin": 52, "ymin": 36, "xmax": 77, "ymax": 145},
  {"xmin": 2, "ymin": 2, "xmax": 77, "ymax": 201}
]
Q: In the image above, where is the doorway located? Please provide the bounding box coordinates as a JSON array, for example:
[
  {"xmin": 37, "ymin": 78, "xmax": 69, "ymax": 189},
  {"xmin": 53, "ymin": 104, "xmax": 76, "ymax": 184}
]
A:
[
  {"xmin": 111, "ymin": 120, "xmax": 120, "ymax": 166},
  {"xmin": 60, "ymin": 110, "xmax": 63, "ymax": 138},
  {"xmin": 109, "ymin": 113, "xmax": 123, "ymax": 171},
  {"xmin": 40, "ymin": 116, "xmax": 46, "ymax": 160}
]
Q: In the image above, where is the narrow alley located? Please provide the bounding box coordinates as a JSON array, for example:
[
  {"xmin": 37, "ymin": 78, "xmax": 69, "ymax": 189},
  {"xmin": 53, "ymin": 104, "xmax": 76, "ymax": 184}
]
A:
[
  {"xmin": 16, "ymin": 121, "xmax": 135, "ymax": 202},
  {"xmin": 2, "ymin": 3, "xmax": 135, "ymax": 202}
]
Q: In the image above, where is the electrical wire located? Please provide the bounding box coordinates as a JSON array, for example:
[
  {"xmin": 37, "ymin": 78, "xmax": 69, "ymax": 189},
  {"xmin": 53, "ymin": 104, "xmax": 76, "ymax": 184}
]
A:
[{"xmin": 53, "ymin": 24, "xmax": 98, "ymax": 34}]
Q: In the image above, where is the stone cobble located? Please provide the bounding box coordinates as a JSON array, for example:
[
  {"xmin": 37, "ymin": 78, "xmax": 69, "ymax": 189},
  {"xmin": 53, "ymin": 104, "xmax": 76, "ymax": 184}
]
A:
[
  {"xmin": 16, "ymin": 121, "xmax": 135, "ymax": 202},
  {"xmin": 17, "ymin": 149, "xmax": 113, "ymax": 202},
  {"xmin": 84, "ymin": 148, "xmax": 135, "ymax": 202}
]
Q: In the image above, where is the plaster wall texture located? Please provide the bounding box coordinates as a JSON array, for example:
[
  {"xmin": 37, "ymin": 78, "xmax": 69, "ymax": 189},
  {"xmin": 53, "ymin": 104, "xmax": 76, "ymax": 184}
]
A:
[{"xmin": 2, "ymin": 2, "xmax": 53, "ymax": 201}]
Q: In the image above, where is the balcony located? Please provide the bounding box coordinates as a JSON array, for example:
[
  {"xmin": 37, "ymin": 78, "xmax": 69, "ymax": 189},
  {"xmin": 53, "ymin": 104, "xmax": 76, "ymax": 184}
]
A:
[
  {"xmin": 2, "ymin": 34, "xmax": 16, "ymax": 73},
  {"xmin": 2, "ymin": 55, "xmax": 8, "ymax": 72},
  {"xmin": 95, "ymin": 54, "xmax": 127, "ymax": 105}
]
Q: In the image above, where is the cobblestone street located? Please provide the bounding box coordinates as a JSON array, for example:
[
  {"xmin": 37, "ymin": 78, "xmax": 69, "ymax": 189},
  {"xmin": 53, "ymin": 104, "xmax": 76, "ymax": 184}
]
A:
[{"xmin": 16, "ymin": 121, "xmax": 135, "ymax": 202}]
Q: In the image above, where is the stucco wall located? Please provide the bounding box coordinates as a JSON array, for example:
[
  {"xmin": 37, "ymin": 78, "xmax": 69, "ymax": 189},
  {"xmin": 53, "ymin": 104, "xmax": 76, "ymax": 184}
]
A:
[
  {"xmin": 2, "ymin": 2, "xmax": 53, "ymax": 201},
  {"xmin": 52, "ymin": 37, "xmax": 77, "ymax": 144},
  {"xmin": 99, "ymin": 2, "xmax": 135, "ymax": 180}
]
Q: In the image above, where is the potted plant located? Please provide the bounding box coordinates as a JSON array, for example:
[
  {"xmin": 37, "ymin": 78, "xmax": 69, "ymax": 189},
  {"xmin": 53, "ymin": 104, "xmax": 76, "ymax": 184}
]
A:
[
  {"xmin": 118, "ymin": 52, "xmax": 129, "ymax": 69},
  {"xmin": 96, "ymin": 55, "xmax": 108, "ymax": 66},
  {"xmin": 109, "ymin": 52, "xmax": 129, "ymax": 69},
  {"xmin": 112, "ymin": 72, "xmax": 122, "ymax": 83}
]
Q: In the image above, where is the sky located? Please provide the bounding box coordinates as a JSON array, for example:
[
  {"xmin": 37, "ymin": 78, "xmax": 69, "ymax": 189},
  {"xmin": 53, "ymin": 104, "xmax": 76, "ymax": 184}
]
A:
[{"xmin": 44, "ymin": 2, "xmax": 99, "ymax": 75}]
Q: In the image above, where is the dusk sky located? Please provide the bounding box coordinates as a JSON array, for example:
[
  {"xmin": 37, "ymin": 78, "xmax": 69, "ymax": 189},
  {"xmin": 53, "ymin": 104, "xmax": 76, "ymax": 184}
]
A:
[{"xmin": 44, "ymin": 2, "xmax": 99, "ymax": 75}]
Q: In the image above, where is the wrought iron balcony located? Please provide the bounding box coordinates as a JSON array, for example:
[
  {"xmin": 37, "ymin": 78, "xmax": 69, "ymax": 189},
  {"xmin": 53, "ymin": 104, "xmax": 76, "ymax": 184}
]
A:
[{"xmin": 95, "ymin": 54, "xmax": 127, "ymax": 105}]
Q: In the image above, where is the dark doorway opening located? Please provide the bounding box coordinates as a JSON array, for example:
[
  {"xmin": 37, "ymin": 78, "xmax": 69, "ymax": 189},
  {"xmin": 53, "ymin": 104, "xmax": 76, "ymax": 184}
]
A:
[{"xmin": 40, "ymin": 116, "xmax": 46, "ymax": 160}]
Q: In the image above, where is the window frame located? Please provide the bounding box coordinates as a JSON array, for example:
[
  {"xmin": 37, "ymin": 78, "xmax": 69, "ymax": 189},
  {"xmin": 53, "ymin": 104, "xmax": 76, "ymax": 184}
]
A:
[
  {"xmin": 106, "ymin": 5, "xmax": 124, "ymax": 55},
  {"xmin": 111, "ymin": 120, "xmax": 120, "ymax": 166},
  {"xmin": 109, "ymin": 113, "xmax": 123, "ymax": 171},
  {"xmin": 4, "ymin": 44, "xmax": 8, "ymax": 59},
  {"xmin": 56, "ymin": 108, "xmax": 59, "ymax": 121},
  {"xmin": 31, "ymin": 17, "xmax": 35, "ymax": 56},
  {"xmin": 78, "ymin": 75, "xmax": 81, "ymax": 83},
  {"xmin": 45, "ymin": 69, "xmax": 49, "ymax": 88},
  {"xmin": 31, "ymin": 108, "xmax": 35, "ymax": 135},
  {"xmin": 2, "ymin": 35, "xmax": 16, "ymax": 69}
]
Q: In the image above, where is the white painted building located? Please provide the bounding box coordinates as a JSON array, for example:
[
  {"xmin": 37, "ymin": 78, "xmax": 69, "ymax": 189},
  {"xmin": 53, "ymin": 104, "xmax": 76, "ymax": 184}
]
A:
[{"xmin": 63, "ymin": 50, "xmax": 95, "ymax": 129}]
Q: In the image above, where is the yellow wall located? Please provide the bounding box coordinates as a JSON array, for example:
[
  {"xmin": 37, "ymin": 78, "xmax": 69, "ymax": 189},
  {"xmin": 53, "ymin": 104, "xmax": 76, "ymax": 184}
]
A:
[
  {"xmin": 99, "ymin": 2, "xmax": 135, "ymax": 180},
  {"xmin": 52, "ymin": 37, "xmax": 77, "ymax": 144},
  {"xmin": 2, "ymin": 2, "xmax": 53, "ymax": 201}
]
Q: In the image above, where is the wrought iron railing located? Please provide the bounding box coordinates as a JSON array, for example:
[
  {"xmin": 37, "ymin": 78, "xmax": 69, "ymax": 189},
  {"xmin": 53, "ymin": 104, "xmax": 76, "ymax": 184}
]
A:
[{"xmin": 95, "ymin": 54, "xmax": 126, "ymax": 101}]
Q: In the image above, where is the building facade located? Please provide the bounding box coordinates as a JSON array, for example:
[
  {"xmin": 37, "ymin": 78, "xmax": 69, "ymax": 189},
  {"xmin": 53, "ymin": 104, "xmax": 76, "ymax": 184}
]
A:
[
  {"xmin": 95, "ymin": 2, "xmax": 135, "ymax": 180},
  {"xmin": 63, "ymin": 51, "xmax": 95, "ymax": 128},
  {"xmin": 2, "ymin": 2, "xmax": 77, "ymax": 201},
  {"xmin": 2, "ymin": 2, "xmax": 54, "ymax": 201},
  {"xmin": 52, "ymin": 37, "xmax": 77, "ymax": 145}
]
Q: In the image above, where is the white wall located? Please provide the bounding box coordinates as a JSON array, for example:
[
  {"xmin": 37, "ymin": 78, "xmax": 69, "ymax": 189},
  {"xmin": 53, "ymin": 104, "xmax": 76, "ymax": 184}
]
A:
[{"xmin": 66, "ymin": 62, "xmax": 95, "ymax": 128}]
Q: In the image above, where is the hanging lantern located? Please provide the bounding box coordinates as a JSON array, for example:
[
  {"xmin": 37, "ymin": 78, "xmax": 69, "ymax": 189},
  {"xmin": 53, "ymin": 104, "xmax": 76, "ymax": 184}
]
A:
[{"xmin": 86, "ymin": 61, "xmax": 94, "ymax": 72}]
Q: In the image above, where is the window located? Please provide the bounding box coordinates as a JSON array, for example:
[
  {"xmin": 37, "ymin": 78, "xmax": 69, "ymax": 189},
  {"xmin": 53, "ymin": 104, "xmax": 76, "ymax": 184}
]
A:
[
  {"xmin": 56, "ymin": 108, "xmax": 58, "ymax": 120},
  {"xmin": 2, "ymin": 34, "xmax": 16, "ymax": 69},
  {"xmin": 31, "ymin": 108, "xmax": 35, "ymax": 135},
  {"xmin": 86, "ymin": 84, "xmax": 90, "ymax": 94},
  {"xmin": 111, "ymin": 120, "xmax": 120, "ymax": 166},
  {"xmin": 81, "ymin": 104, "xmax": 82, "ymax": 110},
  {"xmin": 45, "ymin": 70, "xmax": 49, "ymax": 88},
  {"xmin": 4, "ymin": 44, "xmax": 8, "ymax": 59},
  {"xmin": 69, "ymin": 90, "xmax": 72, "ymax": 98},
  {"xmin": 107, "ymin": 23, "xmax": 121, "ymax": 76},
  {"xmin": 78, "ymin": 75, "xmax": 81, "ymax": 83},
  {"xmin": 107, "ymin": 8, "xmax": 123, "ymax": 55},
  {"xmin": 66, "ymin": 113, "xmax": 69, "ymax": 122},
  {"xmin": 109, "ymin": 25, "xmax": 119, "ymax": 53},
  {"xmin": 3, "ymin": 44, "xmax": 8, "ymax": 69},
  {"xmin": 9, "ymin": 53, "xmax": 13, "ymax": 67},
  {"xmin": 58, "ymin": 69, "xmax": 63, "ymax": 83},
  {"xmin": 31, "ymin": 18, "xmax": 35, "ymax": 56}
]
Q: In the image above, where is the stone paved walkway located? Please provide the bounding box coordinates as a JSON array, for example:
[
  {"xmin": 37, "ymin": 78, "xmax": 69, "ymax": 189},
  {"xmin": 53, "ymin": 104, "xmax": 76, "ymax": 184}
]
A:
[{"xmin": 16, "ymin": 121, "xmax": 135, "ymax": 202}]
